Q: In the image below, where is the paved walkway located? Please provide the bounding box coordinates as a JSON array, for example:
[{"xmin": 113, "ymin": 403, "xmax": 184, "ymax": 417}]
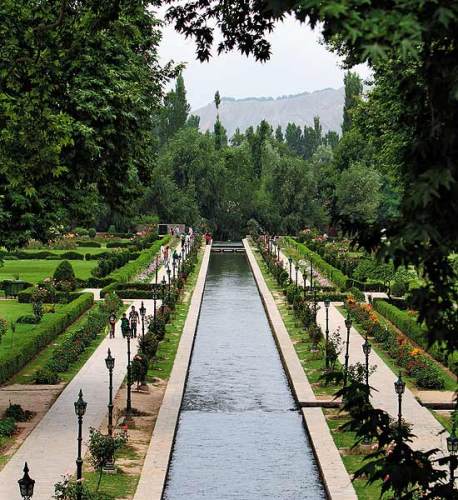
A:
[
  {"xmin": 272, "ymin": 242, "xmax": 448, "ymax": 454},
  {"xmin": 0, "ymin": 247, "xmax": 177, "ymax": 499}
]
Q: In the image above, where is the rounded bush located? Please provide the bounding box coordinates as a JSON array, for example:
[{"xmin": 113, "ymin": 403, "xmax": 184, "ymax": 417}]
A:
[{"xmin": 88, "ymin": 228, "xmax": 97, "ymax": 238}]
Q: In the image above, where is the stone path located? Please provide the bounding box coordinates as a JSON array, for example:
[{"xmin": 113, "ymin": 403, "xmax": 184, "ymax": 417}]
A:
[
  {"xmin": 0, "ymin": 247, "xmax": 177, "ymax": 499},
  {"xmin": 274, "ymin": 242, "xmax": 448, "ymax": 454}
]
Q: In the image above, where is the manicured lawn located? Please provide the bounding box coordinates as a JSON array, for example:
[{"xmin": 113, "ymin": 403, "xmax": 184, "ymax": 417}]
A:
[
  {"xmin": 0, "ymin": 301, "xmax": 66, "ymax": 365},
  {"xmin": 0, "ymin": 259, "xmax": 98, "ymax": 283}
]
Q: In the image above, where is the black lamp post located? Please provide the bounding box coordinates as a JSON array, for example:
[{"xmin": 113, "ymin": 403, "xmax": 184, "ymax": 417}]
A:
[
  {"xmin": 310, "ymin": 260, "xmax": 313, "ymax": 289},
  {"xmin": 312, "ymin": 287, "xmax": 318, "ymax": 323},
  {"xmin": 447, "ymin": 421, "xmax": 458, "ymax": 487},
  {"xmin": 126, "ymin": 327, "xmax": 132, "ymax": 416},
  {"xmin": 277, "ymin": 242, "xmax": 280, "ymax": 262},
  {"xmin": 362, "ymin": 333, "xmax": 372, "ymax": 399},
  {"xmin": 140, "ymin": 302, "xmax": 146, "ymax": 341},
  {"xmin": 105, "ymin": 349, "xmax": 115, "ymax": 437},
  {"xmin": 288, "ymin": 257, "xmax": 293, "ymax": 283},
  {"xmin": 104, "ymin": 349, "xmax": 115, "ymax": 471},
  {"xmin": 155, "ymin": 255, "xmax": 159, "ymax": 284},
  {"xmin": 167, "ymin": 266, "xmax": 171, "ymax": 290},
  {"xmin": 172, "ymin": 257, "xmax": 177, "ymax": 281},
  {"xmin": 74, "ymin": 389, "xmax": 87, "ymax": 500},
  {"xmin": 181, "ymin": 246, "xmax": 185, "ymax": 264},
  {"xmin": 324, "ymin": 298, "xmax": 330, "ymax": 369},
  {"xmin": 161, "ymin": 276, "xmax": 167, "ymax": 304},
  {"xmin": 295, "ymin": 264, "xmax": 299, "ymax": 288},
  {"xmin": 343, "ymin": 312, "xmax": 352, "ymax": 386},
  {"xmin": 177, "ymin": 254, "xmax": 182, "ymax": 277},
  {"xmin": 18, "ymin": 462, "xmax": 35, "ymax": 500},
  {"xmin": 394, "ymin": 371, "xmax": 406, "ymax": 444}
]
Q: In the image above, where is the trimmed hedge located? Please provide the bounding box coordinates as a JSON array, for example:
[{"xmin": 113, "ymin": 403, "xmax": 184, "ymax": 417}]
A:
[
  {"xmin": 372, "ymin": 299, "xmax": 426, "ymax": 347},
  {"xmin": 10, "ymin": 250, "xmax": 85, "ymax": 260},
  {"xmin": 18, "ymin": 287, "xmax": 83, "ymax": 304},
  {"xmin": 106, "ymin": 241, "xmax": 132, "ymax": 249},
  {"xmin": 284, "ymin": 237, "xmax": 350, "ymax": 290},
  {"xmin": 0, "ymin": 293, "xmax": 93, "ymax": 384},
  {"xmin": 100, "ymin": 282, "xmax": 164, "ymax": 299},
  {"xmin": 76, "ymin": 241, "xmax": 101, "ymax": 248},
  {"xmin": 84, "ymin": 276, "xmax": 115, "ymax": 288},
  {"xmin": 108, "ymin": 235, "xmax": 171, "ymax": 283}
]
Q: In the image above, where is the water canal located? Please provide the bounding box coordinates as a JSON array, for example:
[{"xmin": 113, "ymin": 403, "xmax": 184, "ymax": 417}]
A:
[{"xmin": 163, "ymin": 253, "xmax": 324, "ymax": 499}]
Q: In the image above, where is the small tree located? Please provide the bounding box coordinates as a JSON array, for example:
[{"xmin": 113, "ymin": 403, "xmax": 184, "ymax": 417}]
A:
[
  {"xmin": 53, "ymin": 260, "xmax": 76, "ymax": 291},
  {"xmin": 0, "ymin": 317, "xmax": 8, "ymax": 344},
  {"xmin": 87, "ymin": 428, "xmax": 127, "ymax": 490},
  {"xmin": 131, "ymin": 355, "xmax": 148, "ymax": 388}
]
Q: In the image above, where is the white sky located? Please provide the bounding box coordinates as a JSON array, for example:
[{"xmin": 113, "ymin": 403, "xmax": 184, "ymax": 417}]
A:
[{"xmin": 157, "ymin": 12, "xmax": 372, "ymax": 110}]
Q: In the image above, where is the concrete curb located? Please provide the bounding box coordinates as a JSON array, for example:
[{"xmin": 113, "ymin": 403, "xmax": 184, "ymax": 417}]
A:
[
  {"xmin": 133, "ymin": 245, "xmax": 211, "ymax": 500},
  {"xmin": 243, "ymin": 239, "xmax": 357, "ymax": 500}
]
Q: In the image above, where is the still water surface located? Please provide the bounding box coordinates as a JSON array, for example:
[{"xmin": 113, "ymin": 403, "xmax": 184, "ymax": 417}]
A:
[{"xmin": 163, "ymin": 254, "xmax": 324, "ymax": 499}]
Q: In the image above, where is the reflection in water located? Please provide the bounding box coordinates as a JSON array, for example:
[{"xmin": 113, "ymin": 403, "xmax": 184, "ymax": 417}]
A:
[{"xmin": 163, "ymin": 254, "xmax": 324, "ymax": 499}]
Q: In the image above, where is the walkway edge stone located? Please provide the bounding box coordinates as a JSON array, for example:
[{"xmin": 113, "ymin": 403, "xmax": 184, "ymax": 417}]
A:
[
  {"xmin": 244, "ymin": 239, "xmax": 357, "ymax": 500},
  {"xmin": 133, "ymin": 245, "xmax": 211, "ymax": 500}
]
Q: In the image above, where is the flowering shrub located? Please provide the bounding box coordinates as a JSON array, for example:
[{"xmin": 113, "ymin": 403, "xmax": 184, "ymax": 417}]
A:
[{"xmin": 345, "ymin": 300, "xmax": 445, "ymax": 389}]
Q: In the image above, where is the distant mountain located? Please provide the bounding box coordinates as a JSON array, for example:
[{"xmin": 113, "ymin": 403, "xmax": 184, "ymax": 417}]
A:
[{"xmin": 192, "ymin": 88, "xmax": 344, "ymax": 137}]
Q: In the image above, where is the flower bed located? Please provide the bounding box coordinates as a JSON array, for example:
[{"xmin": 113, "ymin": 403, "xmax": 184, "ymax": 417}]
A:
[{"xmin": 345, "ymin": 297, "xmax": 446, "ymax": 389}]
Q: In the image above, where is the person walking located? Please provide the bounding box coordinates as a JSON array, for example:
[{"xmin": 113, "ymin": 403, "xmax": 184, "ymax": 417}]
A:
[
  {"xmin": 121, "ymin": 313, "xmax": 130, "ymax": 338},
  {"xmin": 109, "ymin": 312, "xmax": 116, "ymax": 339},
  {"xmin": 129, "ymin": 305, "xmax": 140, "ymax": 338}
]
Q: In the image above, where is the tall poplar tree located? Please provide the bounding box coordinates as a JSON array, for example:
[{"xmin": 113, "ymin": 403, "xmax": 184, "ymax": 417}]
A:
[{"xmin": 342, "ymin": 72, "xmax": 363, "ymax": 134}]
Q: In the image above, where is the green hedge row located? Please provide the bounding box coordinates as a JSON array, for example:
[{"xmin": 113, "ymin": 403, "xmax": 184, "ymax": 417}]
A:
[
  {"xmin": 106, "ymin": 241, "xmax": 132, "ymax": 249},
  {"xmin": 0, "ymin": 293, "xmax": 93, "ymax": 384},
  {"xmin": 372, "ymin": 299, "xmax": 426, "ymax": 347},
  {"xmin": 8, "ymin": 250, "xmax": 85, "ymax": 260},
  {"xmin": 76, "ymin": 241, "xmax": 102, "ymax": 248},
  {"xmin": 17, "ymin": 288, "xmax": 84, "ymax": 304},
  {"xmin": 100, "ymin": 282, "xmax": 161, "ymax": 298},
  {"xmin": 108, "ymin": 235, "xmax": 170, "ymax": 283},
  {"xmin": 284, "ymin": 237, "xmax": 350, "ymax": 290}
]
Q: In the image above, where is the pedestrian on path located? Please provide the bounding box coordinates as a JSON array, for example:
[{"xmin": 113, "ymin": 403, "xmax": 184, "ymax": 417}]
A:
[
  {"xmin": 129, "ymin": 305, "xmax": 140, "ymax": 338},
  {"xmin": 121, "ymin": 313, "xmax": 130, "ymax": 338},
  {"xmin": 109, "ymin": 312, "xmax": 116, "ymax": 339}
]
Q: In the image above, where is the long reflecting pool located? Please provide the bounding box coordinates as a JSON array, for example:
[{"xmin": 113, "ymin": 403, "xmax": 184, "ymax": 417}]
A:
[{"xmin": 163, "ymin": 253, "xmax": 324, "ymax": 499}]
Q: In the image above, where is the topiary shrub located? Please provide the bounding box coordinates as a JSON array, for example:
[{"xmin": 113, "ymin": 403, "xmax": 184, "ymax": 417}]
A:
[
  {"xmin": 73, "ymin": 227, "xmax": 89, "ymax": 237},
  {"xmin": 53, "ymin": 260, "xmax": 76, "ymax": 291},
  {"xmin": 88, "ymin": 228, "xmax": 97, "ymax": 238}
]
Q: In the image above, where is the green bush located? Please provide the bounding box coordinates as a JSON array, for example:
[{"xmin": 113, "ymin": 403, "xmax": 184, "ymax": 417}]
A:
[
  {"xmin": 108, "ymin": 235, "xmax": 171, "ymax": 283},
  {"xmin": 88, "ymin": 228, "xmax": 97, "ymax": 238},
  {"xmin": 391, "ymin": 280, "xmax": 408, "ymax": 297},
  {"xmin": 53, "ymin": 260, "xmax": 76, "ymax": 291},
  {"xmin": 4, "ymin": 403, "xmax": 33, "ymax": 422},
  {"xmin": 0, "ymin": 417, "xmax": 16, "ymax": 437},
  {"xmin": 0, "ymin": 293, "xmax": 93, "ymax": 384},
  {"xmin": 106, "ymin": 241, "xmax": 132, "ymax": 249},
  {"xmin": 74, "ymin": 227, "xmax": 89, "ymax": 236},
  {"xmin": 77, "ymin": 240, "xmax": 101, "ymax": 248},
  {"xmin": 90, "ymin": 250, "xmax": 131, "ymax": 278},
  {"xmin": 17, "ymin": 314, "xmax": 39, "ymax": 324},
  {"xmin": 284, "ymin": 237, "xmax": 350, "ymax": 290},
  {"xmin": 348, "ymin": 287, "xmax": 365, "ymax": 302},
  {"xmin": 34, "ymin": 368, "xmax": 60, "ymax": 384},
  {"xmin": 372, "ymin": 300, "xmax": 426, "ymax": 347},
  {"xmin": 60, "ymin": 251, "xmax": 85, "ymax": 260}
]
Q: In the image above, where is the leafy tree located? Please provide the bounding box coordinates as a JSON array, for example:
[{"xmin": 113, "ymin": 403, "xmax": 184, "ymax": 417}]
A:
[
  {"xmin": 275, "ymin": 125, "xmax": 284, "ymax": 142},
  {"xmin": 335, "ymin": 162, "xmax": 382, "ymax": 224},
  {"xmin": 162, "ymin": 0, "xmax": 458, "ymax": 351},
  {"xmin": 342, "ymin": 72, "xmax": 363, "ymax": 134},
  {"xmin": 159, "ymin": 73, "xmax": 191, "ymax": 143},
  {"xmin": 0, "ymin": 1, "xmax": 169, "ymax": 248}
]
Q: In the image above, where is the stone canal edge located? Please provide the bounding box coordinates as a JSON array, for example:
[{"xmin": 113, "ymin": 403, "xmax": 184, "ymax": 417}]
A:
[
  {"xmin": 243, "ymin": 238, "xmax": 357, "ymax": 500},
  {"xmin": 133, "ymin": 245, "xmax": 211, "ymax": 500}
]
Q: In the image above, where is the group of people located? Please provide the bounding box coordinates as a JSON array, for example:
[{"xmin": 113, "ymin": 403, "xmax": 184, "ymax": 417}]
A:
[{"xmin": 108, "ymin": 305, "xmax": 141, "ymax": 339}]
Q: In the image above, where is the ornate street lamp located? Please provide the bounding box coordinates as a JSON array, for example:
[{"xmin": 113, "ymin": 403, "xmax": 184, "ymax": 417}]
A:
[
  {"xmin": 394, "ymin": 371, "xmax": 406, "ymax": 443},
  {"xmin": 276, "ymin": 242, "xmax": 280, "ymax": 262},
  {"xmin": 74, "ymin": 389, "xmax": 87, "ymax": 500},
  {"xmin": 343, "ymin": 311, "xmax": 352, "ymax": 386},
  {"xmin": 155, "ymin": 255, "xmax": 159, "ymax": 284},
  {"xmin": 295, "ymin": 264, "xmax": 299, "ymax": 288},
  {"xmin": 105, "ymin": 349, "xmax": 115, "ymax": 437},
  {"xmin": 139, "ymin": 301, "xmax": 146, "ymax": 341},
  {"xmin": 18, "ymin": 462, "xmax": 35, "ymax": 500},
  {"xmin": 172, "ymin": 256, "xmax": 177, "ymax": 281},
  {"xmin": 324, "ymin": 298, "xmax": 330, "ymax": 369},
  {"xmin": 125, "ymin": 327, "xmax": 132, "ymax": 416},
  {"xmin": 166, "ymin": 267, "xmax": 171, "ymax": 292},
  {"xmin": 447, "ymin": 421, "xmax": 458, "ymax": 487},
  {"xmin": 104, "ymin": 349, "xmax": 115, "ymax": 471},
  {"xmin": 288, "ymin": 257, "xmax": 293, "ymax": 283},
  {"xmin": 312, "ymin": 287, "xmax": 318, "ymax": 324},
  {"xmin": 362, "ymin": 333, "xmax": 372, "ymax": 399},
  {"xmin": 310, "ymin": 260, "xmax": 313, "ymax": 289},
  {"xmin": 177, "ymin": 254, "xmax": 182, "ymax": 276},
  {"xmin": 161, "ymin": 276, "xmax": 167, "ymax": 305}
]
